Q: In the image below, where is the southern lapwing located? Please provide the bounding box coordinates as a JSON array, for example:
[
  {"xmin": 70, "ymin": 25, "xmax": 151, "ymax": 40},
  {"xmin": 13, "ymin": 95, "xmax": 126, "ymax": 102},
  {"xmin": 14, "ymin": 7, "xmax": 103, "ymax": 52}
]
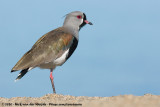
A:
[{"xmin": 11, "ymin": 11, "xmax": 92, "ymax": 93}]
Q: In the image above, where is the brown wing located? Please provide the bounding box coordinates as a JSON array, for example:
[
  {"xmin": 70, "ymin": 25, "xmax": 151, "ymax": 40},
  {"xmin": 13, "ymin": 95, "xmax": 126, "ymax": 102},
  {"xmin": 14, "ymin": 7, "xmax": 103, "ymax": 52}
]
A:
[{"xmin": 12, "ymin": 27, "xmax": 74, "ymax": 71}]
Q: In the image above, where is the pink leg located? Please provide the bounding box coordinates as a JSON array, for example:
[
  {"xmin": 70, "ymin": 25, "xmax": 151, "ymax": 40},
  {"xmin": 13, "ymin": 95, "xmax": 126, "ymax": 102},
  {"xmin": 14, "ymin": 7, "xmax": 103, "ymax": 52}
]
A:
[{"xmin": 50, "ymin": 69, "xmax": 56, "ymax": 94}]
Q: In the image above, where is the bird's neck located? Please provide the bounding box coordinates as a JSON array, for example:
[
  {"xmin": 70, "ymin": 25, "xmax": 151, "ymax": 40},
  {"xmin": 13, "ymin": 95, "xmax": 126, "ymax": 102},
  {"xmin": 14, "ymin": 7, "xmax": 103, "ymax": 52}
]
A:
[{"xmin": 63, "ymin": 24, "xmax": 79, "ymax": 40}]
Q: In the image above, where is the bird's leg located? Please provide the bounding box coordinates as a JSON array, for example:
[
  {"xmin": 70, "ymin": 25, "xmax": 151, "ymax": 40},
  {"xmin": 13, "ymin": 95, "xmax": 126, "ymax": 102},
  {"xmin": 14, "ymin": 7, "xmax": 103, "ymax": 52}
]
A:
[{"xmin": 50, "ymin": 69, "xmax": 56, "ymax": 94}]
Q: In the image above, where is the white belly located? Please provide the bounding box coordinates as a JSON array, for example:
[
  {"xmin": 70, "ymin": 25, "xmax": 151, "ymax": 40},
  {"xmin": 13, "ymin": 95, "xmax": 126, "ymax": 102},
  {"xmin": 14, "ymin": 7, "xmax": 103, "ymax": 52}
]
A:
[
  {"xmin": 54, "ymin": 49, "xmax": 69, "ymax": 65},
  {"xmin": 38, "ymin": 49, "xmax": 69, "ymax": 69}
]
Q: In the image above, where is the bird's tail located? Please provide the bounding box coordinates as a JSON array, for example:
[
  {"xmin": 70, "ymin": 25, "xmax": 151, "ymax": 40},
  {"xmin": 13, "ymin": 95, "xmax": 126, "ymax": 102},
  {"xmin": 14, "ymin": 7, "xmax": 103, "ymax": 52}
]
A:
[{"xmin": 15, "ymin": 68, "xmax": 29, "ymax": 81}]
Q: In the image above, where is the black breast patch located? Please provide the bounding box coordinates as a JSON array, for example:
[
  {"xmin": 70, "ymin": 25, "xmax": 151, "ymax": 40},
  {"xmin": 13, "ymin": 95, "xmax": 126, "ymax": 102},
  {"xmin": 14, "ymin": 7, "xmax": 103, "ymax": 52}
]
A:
[{"xmin": 66, "ymin": 37, "xmax": 78, "ymax": 60}]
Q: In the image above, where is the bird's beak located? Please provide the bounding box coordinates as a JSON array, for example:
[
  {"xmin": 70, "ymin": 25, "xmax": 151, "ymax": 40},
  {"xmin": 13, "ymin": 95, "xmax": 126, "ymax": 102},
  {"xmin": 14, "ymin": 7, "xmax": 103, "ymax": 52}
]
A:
[{"xmin": 84, "ymin": 20, "xmax": 93, "ymax": 25}]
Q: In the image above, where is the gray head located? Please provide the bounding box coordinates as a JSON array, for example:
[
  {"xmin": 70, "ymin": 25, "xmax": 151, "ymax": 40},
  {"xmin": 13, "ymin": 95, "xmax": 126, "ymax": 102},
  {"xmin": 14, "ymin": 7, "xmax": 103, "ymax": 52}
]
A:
[{"xmin": 63, "ymin": 11, "xmax": 93, "ymax": 31}]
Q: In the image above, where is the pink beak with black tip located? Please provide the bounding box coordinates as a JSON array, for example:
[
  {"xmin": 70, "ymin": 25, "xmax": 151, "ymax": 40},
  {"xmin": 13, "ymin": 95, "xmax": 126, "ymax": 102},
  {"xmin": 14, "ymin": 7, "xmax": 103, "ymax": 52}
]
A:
[{"xmin": 84, "ymin": 20, "xmax": 93, "ymax": 25}]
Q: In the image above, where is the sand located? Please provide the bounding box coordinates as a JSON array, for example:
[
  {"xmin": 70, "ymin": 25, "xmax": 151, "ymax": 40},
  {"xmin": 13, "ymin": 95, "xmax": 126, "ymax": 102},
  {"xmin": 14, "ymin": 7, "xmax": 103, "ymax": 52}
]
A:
[{"xmin": 0, "ymin": 94, "xmax": 160, "ymax": 107}]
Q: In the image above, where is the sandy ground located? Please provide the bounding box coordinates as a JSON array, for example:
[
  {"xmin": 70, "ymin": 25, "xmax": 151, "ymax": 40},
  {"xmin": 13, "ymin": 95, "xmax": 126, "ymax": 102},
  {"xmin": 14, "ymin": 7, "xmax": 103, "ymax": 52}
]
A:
[{"xmin": 0, "ymin": 94, "xmax": 160, "ymax": 107}]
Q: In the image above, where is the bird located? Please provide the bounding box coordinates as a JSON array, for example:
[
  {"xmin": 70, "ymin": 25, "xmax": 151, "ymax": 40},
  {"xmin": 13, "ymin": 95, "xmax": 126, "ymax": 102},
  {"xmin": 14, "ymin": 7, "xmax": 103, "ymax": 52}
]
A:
[{"xmin": 11, "ymin": 11, "xmax": 93, "ymax": 93}]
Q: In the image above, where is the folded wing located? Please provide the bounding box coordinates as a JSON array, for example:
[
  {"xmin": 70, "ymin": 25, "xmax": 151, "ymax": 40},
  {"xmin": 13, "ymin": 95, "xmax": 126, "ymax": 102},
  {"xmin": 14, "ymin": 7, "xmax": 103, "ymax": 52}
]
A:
[{"xmin": 11, "ymin": 27, "xmax": 75, "ymax": 71}]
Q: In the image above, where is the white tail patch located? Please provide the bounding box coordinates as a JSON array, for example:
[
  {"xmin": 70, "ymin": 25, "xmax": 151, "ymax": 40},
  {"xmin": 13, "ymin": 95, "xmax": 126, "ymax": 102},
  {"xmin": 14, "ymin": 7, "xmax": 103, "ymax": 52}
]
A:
[
  {"xmin": 14, "ymin": 73, "xmax": 21, "ymax": 82},
  {"xmin": 28, "ymin": 67, "xmax": 33, "ymax": 71},
  {"xmin": 14, "ymin": 79, "xmax": 19, "ymax": 82}
]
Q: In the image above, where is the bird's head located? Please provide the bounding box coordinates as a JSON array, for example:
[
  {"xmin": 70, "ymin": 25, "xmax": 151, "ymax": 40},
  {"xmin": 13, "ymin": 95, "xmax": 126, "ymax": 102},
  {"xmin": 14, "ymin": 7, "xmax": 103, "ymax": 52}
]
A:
[{"xmin": 63, "ymin": 11, "xmax": 93, "ymax": 30}]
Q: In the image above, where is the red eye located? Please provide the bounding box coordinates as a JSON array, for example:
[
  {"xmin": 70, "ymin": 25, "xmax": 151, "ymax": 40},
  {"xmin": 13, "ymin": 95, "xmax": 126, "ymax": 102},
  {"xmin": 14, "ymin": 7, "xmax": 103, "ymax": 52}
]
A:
[{"xmin": 77, "ymin": 15, "xmax": 82, "ymax": 19}]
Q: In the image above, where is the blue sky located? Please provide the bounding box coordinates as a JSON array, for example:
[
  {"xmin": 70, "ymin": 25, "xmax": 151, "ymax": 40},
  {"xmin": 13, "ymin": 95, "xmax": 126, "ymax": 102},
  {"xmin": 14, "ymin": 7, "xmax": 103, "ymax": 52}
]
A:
[{"xmin": 0, "ymin": 0, "xmax": 160, "ymax": 98}]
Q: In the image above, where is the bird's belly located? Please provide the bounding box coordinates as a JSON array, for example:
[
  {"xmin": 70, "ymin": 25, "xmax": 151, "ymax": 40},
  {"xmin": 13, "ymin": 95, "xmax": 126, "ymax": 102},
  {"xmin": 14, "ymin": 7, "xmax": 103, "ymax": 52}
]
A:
[
  {"xmin": 39, "ymin": 62, "xmax": 56, "ymax": 69},
  {"xmin": 38, "ymin": 49, "xmax": 69, "ymax": 69},
  {"xmin": 54, "ymin": 49, "xmax": 69, "ymax": 66}
]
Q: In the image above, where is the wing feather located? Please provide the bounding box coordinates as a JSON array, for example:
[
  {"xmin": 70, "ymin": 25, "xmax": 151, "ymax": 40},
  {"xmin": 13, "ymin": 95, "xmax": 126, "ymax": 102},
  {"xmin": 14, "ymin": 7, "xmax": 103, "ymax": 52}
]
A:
[{"xmin": 12, "ymin": 27, "xmax": 74, "ymax": 71}]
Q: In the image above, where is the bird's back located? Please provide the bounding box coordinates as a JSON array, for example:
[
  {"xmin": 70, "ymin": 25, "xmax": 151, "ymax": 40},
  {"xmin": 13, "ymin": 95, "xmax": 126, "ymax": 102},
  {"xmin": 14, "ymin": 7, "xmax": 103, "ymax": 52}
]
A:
[{"xmin": 11, "ymin": 27, "xmax": 75, "ymax": 71}]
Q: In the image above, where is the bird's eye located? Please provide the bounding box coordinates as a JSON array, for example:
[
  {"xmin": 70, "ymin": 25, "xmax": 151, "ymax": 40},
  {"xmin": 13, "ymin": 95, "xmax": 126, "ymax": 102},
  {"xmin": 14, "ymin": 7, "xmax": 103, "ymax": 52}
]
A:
[{"xmin": 77, "ymin": 15, "xmax": 82, "ymax": 19}]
